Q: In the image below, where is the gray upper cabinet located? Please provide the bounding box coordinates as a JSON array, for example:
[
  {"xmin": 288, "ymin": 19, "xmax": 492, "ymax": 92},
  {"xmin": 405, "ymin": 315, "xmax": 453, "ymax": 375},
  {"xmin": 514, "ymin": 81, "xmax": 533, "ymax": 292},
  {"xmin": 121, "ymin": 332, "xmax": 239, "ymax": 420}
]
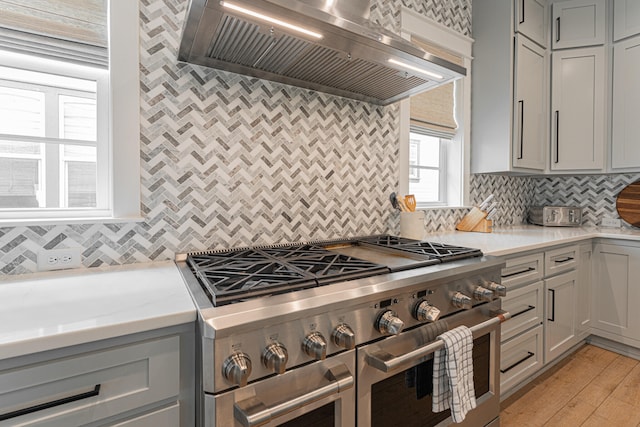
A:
[
  {"xmin": 612, "ymin": 35, "xmax": 640, "ymax": 170},
  {"xmin": 516, "ymin": 0, "xmax": 549, "ymax": 47},
  {"xmin": 613, "ymin": 0, "xmax": 640, "ymax": 41},
  {"xmin": 471, "ymin": 0, "xmax": 548, "ymax": 174},
  {"xmin": 514, "ymin": 35, "xmax": 547, "ymax": 170},
  {"xmin": 552, "ymin": 0, "xmax": 606, "ymax": 49},
  {"xmin": 551, "ymin": 47, "xmax": 606, "ymax": 171}
]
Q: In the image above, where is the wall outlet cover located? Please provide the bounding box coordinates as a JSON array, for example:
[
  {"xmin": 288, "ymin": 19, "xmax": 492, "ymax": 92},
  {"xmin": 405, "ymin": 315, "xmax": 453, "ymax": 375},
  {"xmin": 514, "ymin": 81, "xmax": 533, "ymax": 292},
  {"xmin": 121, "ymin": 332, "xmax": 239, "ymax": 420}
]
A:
[
  {"xmin": 600, "ymin": 217, "xmax": 622, "ymax": 228},
  {"xmin": 37, "ymin": 248, "xmax": 82, "ymax": 271}
]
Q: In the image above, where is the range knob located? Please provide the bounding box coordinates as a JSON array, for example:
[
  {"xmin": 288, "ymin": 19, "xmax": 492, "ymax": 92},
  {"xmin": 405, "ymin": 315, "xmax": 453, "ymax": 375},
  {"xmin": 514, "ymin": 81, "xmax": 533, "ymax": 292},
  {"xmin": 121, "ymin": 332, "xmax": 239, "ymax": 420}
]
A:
[
  {"xmin": 376, "ymin": 310, "xmax": 404, "ymax": 335},
  {"xmin": 303, "ymin": 332, "xmax": 327, "ymax": 360},
  {"xmin": 413, "ymin": 300, "xmax": 441, "ymax": 322},
  {"xmin": 261, "ymin": 342, "xmax": 288, "ymax": 374},
  {"xmin": 485, "ymin": 281, "xmax": 507, "ymax": 297},
  {"xmin": 451, "ymin": 292, "xmax": 473, "ymax": 309},
  {"xmin": 474, "ymin": 286, "xmax": 495, "ymax": 302},
  {"xmin": 332, "ymin": 323, "xmax": 356, "ymax": 350},
  {"xmin": 222, "ymin": 352, "xmax": 252, "ymax": 387}
]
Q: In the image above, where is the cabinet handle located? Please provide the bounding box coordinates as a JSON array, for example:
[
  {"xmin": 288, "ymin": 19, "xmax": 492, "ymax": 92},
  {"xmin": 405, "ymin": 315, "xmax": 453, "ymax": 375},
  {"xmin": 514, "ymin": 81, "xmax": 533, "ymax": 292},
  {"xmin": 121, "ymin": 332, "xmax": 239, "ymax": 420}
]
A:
[
  {"xmin": 520, "ymin": 0, "xmax": 525, "ymax": 24},
  {"xmin": 556, "ymin": 17, "xmax": 561, "ymax": 42},
  {"xmin": 517, "ymin": 100, "xmax": 524, "ymax": 159},
  {"xmin": 511, "ymin": 305, "xmax": 536, "ymax": 318},
  {"xmin": 554, "ymin": 256, "xmax": 574, "ymax": 264},
  {"xmin": 501, "ymin": 266, "xmax": 535, "ymax": 279},
  {"xmin": 548, "ymin": 289, "xmax": 555, "ymax": 322},
  {"xmin": 554, "ymin": 110, "xmax": 560, "ymax": 163},
  {"xmin": 0, "ymin": 384, "xmax": 101, "ymax": 421},
  {"xmin": 501, "ymin": 352, "xmax": 535, "ymax": 374}
]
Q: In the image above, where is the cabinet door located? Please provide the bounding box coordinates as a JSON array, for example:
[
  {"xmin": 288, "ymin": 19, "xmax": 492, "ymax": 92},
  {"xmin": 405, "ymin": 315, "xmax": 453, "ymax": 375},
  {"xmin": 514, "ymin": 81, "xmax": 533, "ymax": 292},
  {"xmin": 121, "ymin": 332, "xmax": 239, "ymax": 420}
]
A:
[
  {"xmin": 513, "ymin": 35, "xmax": 547, "ymax": 170},
  {"xmin": 516, "ymin": 0, "xmax": 548, "ymax": 48},
  {"xmin": 551, "ymin": 47, "xmax": 605, "ymax": 171},
  {"xmin": 545, "ymin": 271, "xmax": 577, "ymax": 363},
  {"xmin": 593, "ymin": 243, "xmax": 640, "ymax": 341},
  {"xmin": 612, "ymin": 35, "xmax": 640, "ymax": 170},
  {"xmin": 576, "ymin": 244, "xmax": 592, "ymax": 340},
  {"xmin": 613, "ymin": 0, "xmax": 640, "ymax": 41},
  {"xmin": 552, "ymin": 0, "xmax": 606, "ymax": 49}
]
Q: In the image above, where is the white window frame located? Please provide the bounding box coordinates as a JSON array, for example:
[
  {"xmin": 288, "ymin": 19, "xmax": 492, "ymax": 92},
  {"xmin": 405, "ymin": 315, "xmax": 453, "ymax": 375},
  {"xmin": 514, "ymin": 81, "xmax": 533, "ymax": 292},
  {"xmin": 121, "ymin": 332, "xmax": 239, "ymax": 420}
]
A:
[
  {"xmin": 399, "ymin": 7, "xmax": 473, "ymax": 209},
  {"xmin": 0, "ymin": 0, "xmax": 140, "ymax": 225},
  {"xmin": 408, "ymin": 130, "xmax": 448, "ymax": 206}
]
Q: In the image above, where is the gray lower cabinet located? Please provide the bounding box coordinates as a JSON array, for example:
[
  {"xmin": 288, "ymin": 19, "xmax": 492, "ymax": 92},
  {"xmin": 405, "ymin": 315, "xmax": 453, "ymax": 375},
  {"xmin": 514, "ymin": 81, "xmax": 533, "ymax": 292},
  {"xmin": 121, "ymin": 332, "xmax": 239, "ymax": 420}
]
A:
[
  {"xmin": 544, "ymin": 271, "xmax": 578, "ymax": 362},
  {"xmin": 0, "ymin": 325, "xmax": 194, "ymax": 427},
  {"xmin": 500, "ymin": 244, "xmax": 587, "ymax": 395},
  {"xmin": 592, "ymin": 241, "xmax": 640, "ymax": 345}
]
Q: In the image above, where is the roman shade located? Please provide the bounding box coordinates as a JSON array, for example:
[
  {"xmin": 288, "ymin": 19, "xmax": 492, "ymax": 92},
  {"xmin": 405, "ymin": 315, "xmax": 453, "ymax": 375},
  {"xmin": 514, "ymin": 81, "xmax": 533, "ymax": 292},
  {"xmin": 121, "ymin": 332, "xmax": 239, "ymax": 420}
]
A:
[
  {"xmin": 0, "ymin": 0, "xmax": 108, "ymax": 67},
  {"xmin": 409, "ymin": 36, "xmax": 461, "ymax": 138}
]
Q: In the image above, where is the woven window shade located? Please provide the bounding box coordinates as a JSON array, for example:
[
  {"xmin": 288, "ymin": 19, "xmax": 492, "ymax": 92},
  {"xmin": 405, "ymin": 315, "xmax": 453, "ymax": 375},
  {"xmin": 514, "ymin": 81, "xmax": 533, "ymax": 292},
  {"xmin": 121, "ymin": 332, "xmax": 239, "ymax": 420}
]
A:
[
  {"xmin": 0, "ymin": 0, "xmax": 107, "ymax": 67},
  {"xmin": 409, "ymin": 36, "xmax": 461, "ymax": 138}
]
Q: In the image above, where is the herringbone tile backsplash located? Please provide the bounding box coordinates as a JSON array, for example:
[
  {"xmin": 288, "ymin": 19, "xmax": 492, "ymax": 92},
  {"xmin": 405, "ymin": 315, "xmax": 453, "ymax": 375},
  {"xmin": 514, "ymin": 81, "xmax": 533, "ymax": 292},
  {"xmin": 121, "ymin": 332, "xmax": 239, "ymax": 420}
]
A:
[{"xmin": 0, "ymin": 0, "xmax": 636, "ymax": 276}]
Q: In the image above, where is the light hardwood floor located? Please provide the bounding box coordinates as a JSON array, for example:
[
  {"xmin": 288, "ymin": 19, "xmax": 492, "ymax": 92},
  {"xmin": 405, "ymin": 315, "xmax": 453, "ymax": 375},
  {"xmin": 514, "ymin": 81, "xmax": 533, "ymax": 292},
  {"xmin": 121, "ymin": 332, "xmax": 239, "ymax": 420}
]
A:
[{"xmin": 500, "ymin": 344, "xmax": 640, "ymax": 426}]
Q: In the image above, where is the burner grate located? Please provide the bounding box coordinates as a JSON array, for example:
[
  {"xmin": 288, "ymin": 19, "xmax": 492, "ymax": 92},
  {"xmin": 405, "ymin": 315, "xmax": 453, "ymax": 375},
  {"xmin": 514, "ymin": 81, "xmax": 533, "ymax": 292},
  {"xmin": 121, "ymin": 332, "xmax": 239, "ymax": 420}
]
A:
[
  {"xmin": 394, "ymin": 241, "xmax": 483, "ymax": 261},
  {"xmin": 187, "ymin": 243, "xmax": 389, "ymax": 306}
]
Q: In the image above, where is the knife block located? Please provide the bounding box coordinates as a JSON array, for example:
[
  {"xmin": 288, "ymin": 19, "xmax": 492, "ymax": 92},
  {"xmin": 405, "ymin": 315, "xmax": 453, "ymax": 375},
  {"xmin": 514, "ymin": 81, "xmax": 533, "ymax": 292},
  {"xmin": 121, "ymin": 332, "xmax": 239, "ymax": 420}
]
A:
[{"xmin": 456, "ymin": 207, "xmax": 493, "ymax": 233}]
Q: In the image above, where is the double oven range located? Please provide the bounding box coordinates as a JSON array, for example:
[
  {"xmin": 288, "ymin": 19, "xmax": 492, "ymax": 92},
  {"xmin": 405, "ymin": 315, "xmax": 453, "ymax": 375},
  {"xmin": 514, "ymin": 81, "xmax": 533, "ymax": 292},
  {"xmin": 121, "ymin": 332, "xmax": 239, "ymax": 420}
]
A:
[{"xmin": 176, "ymin": 235, "xmax": 510, "ymax": 427}]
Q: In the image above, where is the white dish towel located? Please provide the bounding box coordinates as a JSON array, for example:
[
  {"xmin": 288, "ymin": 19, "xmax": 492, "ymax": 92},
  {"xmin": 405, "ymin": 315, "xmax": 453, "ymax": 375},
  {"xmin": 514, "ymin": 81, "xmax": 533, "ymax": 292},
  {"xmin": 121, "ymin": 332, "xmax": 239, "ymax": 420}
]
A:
[{"xmin": 432, "ymin": 325, "xmax": 476, "ymax": 423}]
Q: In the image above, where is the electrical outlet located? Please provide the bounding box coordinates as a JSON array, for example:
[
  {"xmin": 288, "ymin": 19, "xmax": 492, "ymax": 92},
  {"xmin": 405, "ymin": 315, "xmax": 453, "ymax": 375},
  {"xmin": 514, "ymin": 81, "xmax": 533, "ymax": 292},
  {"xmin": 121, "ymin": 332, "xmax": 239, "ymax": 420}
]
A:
[
  {"xmin": 601, "ymin": 217, "xmax": 622, "ymax": 228},
  {"xmin": 37, "ymin": 248, "xmax": 82, "ymax": 271}
]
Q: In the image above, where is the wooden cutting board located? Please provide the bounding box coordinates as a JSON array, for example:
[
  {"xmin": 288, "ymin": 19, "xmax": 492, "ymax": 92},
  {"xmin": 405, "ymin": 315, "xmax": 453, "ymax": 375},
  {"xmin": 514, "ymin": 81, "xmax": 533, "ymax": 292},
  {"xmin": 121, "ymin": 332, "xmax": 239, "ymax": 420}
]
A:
[{"xmin": 616, "ymin": 181, "xmax": 640, "ymax": 227}]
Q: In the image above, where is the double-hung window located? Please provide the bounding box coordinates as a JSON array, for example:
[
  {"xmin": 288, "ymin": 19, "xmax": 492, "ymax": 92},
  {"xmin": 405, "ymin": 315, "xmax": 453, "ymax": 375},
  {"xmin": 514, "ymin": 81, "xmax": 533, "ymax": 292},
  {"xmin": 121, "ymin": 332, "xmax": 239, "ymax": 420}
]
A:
[
  {"xmin": 0, "ymin": 0, "xmax": 140, "ymax": 224},
  {"xmin": 0, "ymin": 56, "xmax": 108, "ymax": 212},
  {"xmin": 399, "ymin": 8, "xmax": 473, "ymax": 209}
]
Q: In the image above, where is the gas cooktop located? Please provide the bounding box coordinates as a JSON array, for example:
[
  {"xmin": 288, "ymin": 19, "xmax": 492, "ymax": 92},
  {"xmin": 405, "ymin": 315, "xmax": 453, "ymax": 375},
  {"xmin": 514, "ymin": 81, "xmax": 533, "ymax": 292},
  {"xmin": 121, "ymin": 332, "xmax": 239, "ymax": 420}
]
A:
[{"xmin": 186, "ymin": 235, "xmax": 483, "ymax": 306}]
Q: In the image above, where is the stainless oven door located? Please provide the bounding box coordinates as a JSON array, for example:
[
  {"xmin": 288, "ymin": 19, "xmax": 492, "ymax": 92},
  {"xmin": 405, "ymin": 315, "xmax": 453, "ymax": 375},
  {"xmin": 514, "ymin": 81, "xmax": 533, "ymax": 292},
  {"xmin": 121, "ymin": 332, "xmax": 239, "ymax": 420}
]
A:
[
  {"xmin": 207, "ymin": 350, "xmax": 355, "ymax": 427},
  {"xmin": 357, "ymin": 305, "xmax": 506, "ymax": 427}
]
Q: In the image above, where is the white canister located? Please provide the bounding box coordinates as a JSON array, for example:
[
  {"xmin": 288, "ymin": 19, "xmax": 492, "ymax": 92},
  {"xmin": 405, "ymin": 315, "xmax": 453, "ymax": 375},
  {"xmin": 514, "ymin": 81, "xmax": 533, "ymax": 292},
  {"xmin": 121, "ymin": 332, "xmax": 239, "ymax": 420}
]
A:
[{"xmin": 399, "ymin": 211, "xmax": 426, "ymax": 240}]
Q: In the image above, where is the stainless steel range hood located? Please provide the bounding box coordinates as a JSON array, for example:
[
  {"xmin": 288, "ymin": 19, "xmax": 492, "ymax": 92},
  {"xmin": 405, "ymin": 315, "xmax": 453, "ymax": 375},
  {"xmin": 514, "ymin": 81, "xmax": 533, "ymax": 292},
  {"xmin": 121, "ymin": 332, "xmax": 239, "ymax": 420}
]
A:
[{"xmin": 178, "ymin": 0, "xmax": 466, "ymax": 105}]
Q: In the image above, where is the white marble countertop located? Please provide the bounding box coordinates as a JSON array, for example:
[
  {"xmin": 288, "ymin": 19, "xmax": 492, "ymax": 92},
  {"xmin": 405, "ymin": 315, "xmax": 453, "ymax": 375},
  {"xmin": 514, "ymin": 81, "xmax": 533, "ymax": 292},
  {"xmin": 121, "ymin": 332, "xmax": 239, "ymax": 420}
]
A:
[
  {"xmin": 0, "ymin": 261, "xmax": 196, "ymax": 361},
  {"xmin": 423, "ymin": 225, "xmax": 640, "ymax": 256}
]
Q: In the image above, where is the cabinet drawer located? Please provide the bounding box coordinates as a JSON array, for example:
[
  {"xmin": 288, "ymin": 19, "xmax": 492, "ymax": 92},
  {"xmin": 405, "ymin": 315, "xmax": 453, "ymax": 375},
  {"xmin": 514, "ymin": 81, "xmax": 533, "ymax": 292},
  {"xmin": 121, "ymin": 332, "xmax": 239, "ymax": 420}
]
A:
[
  {"xmin": 544, "ymin": 245, "xmax": 579, "ymax": 276},
  {"xmin": 501, "ymin": 281, "xmax": 544, "ymax": 342},
  {"xmin": 501, "ymin": 253, "xmax": 544, "ymax": 289},
  {"xmin": 500, "ymin": 324, "xmax": 543, "ymax": 394},
  {"xmin": 0, "ymin": 336, "xmax": 179, "ymax": 427}
]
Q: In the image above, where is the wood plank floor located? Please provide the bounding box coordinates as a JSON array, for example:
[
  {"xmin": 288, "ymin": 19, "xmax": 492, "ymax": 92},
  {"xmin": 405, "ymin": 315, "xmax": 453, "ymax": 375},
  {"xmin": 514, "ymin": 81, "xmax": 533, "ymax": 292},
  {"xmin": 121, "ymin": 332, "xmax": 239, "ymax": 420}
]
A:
[{"xmin": 500, "ymin": 344, "xmax": 640, "ymax": 426}]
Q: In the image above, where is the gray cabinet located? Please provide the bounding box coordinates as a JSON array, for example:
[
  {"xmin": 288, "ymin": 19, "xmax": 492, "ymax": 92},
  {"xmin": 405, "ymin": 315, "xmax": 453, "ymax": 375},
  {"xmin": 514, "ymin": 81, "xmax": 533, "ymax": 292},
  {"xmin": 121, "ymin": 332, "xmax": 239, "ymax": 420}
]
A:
[
  {"xmin": 592, "ymin": 242, "xmax": 640, "ymax": 345},
  {"xmin": 471, "ymin": 0, "xmax": 548, "ymax": 174},
  {"xmin": 0, "ymin": 327, "xmax": 194, "ymax": 427},
  {"xmin": 544, "ymin": 271, "xmax": 577, "ymax": 363},
  {"xmin": 550, "ymin": 46, "xmax": 606, "ymax": 171},
  {"xmin": 612, "ymin": 35, "xmax": 640, "ymax": 170},
  {"xmin": 552, "ymin": 0, "xmax": 606, "ymax": 49},
  {"xmin": 516, "ymin": 0, "xmax": 549, "ymax": 47},
  {"xmin": 513, "ymin": 34, "xmax": 548, "ymax": 170},
  {"xmin": 613, "ymin": 0, "xmax": 640, "ymax": 41}
]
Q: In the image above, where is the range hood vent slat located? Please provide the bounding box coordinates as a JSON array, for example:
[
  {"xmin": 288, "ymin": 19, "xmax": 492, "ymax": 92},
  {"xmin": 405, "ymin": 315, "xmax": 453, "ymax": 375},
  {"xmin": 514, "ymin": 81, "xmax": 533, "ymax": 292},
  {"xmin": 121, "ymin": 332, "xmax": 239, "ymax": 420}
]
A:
[{"xmin": 179, "ymin": 0, "xmax": 466, "ymax": 105}]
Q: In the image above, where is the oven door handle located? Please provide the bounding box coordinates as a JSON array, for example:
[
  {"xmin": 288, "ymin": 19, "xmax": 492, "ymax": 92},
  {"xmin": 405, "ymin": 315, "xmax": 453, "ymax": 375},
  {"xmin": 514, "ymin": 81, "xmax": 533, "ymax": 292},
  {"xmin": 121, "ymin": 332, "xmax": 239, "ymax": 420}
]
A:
[
  {"xmin": 233, "ymin": 363, "xmax": 354, "ymax": 427},
  {"xmin": 365, "ymin": 310, "xmax": 511, "ymax": 373}
]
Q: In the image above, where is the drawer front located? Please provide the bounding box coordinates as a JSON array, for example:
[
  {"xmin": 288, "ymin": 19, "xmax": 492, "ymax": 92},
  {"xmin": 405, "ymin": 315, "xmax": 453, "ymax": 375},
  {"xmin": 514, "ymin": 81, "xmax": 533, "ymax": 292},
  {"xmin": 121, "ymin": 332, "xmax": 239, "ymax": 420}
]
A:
[
  {"xmin": 110, "ymin": 403, "xmax": 180, "ymax": 427},
  {"xmin": 544, "ymin": 245, "xmax": 579, "ymax": 277},
  {"xmin": 0, "ymin": 336, "xmax": 179, "ymax": 427},
  {"xmin": 502, "ymin": 253, "xmax": 544, "ymax": 289},
  {"xmin": 500, "ymin": 324, "xmax": 543, "ymax": 394},
  {"xmin": 501, "ymin": 281, "xmax": 544, "ymax": 342}
]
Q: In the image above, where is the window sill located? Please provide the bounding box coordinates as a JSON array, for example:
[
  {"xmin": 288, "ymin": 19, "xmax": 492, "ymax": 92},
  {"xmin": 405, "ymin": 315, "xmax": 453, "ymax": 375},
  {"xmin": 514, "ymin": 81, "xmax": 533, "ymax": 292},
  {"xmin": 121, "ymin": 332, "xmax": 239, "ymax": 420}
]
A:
[
  {"xmin": 416, "ymin": 205, "xmax": 472, "ymax": 211},
  {"xmin": 0, "ymin": 216, "xmax": 145, "ymax": 227}
]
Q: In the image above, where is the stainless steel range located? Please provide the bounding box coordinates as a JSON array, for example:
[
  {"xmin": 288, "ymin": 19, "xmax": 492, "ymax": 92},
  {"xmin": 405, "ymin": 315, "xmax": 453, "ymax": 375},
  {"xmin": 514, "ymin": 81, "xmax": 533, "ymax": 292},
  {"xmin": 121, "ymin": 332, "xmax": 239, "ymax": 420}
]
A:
[{"xmin": 176, "ymin": 235, "xmax": 509, "ymax": 427}]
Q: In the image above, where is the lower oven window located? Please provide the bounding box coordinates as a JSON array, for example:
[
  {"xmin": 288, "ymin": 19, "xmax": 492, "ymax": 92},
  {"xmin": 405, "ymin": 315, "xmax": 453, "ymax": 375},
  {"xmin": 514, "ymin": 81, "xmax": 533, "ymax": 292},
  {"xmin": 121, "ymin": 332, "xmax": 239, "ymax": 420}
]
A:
[
  {"xmin": 278, "ymin": 402, "xmax": 335, "ymax": 427},
  {"xmin": 371, "ymin": 335, "xmax": 490, "ymax": 427}
]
